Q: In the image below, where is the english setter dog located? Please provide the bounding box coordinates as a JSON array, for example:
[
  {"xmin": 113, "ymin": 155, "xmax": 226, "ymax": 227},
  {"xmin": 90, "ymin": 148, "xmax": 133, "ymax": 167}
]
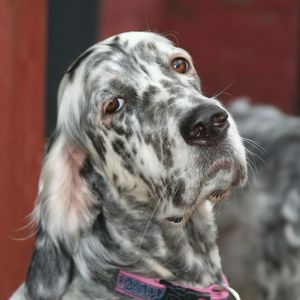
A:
[
  {"xmin": 218, "ymin": 100, "xmax": 300, "ymax": 300},
  {"xmin": 11, "ymin": 32, "xmax": 247, "ymax": 300}
]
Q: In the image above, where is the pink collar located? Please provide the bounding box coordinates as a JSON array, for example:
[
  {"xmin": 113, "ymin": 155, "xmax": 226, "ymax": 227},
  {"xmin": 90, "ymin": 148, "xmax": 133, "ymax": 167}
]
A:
[{"xmin": 115, "ymin": 270, "xmax": 233, "ymax": 300}]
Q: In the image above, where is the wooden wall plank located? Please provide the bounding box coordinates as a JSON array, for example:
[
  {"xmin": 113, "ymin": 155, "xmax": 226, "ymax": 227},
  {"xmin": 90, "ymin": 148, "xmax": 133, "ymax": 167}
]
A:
[{"xmin": 0, "ymin": 1, "xmax": 46, "ymax": 298}]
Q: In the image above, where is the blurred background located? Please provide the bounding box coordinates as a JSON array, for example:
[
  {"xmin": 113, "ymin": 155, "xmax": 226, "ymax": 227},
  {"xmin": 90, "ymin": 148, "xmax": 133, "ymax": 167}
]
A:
[{"xmin": 0, "ymin": 0, "xmax": 299, "ymax": 298}]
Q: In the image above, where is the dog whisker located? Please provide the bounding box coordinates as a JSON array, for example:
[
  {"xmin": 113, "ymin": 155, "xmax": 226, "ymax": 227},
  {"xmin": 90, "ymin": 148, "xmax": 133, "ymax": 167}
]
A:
[
  {"xmin": 136, "ymin": 182, "xmax": 172, "ymax": 257},
  {"xmin": 162, "ymin": 31, "xmax": 180, "ymax": 46},
  {"xmin": 212, "ymin": 80, "xmax": 236, "ymax": 99},
  {"xmin": 245, "ymin": 146, "xmax": 269, "ymax": 170},
  {"xmin": 243, "ymin": 137, "xmax": 268, "ymax": 153}
]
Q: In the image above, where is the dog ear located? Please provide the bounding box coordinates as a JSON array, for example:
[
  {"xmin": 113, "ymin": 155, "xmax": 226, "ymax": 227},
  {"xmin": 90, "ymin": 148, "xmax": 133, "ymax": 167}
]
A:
[
  {"xmin": 25, "ymin": 227, "xmax": 73, "ymax": 300},
  {"xmin": 24, "ymin": 132, "xmax": 99, "ymax": 298},
  {"xmin": 32, "ymin": 133, "xmax": 98, "ymax": 248}
]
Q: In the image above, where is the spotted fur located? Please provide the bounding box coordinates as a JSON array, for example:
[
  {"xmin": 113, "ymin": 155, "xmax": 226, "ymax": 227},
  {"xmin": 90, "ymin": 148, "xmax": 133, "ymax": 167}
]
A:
[
  {"xmin": 11, "ymin": 32, "xmax": 247, "ymax": 300},
  {"xmin": 219, "ymin": 100, "xmax": 300, "ymax": 300}
]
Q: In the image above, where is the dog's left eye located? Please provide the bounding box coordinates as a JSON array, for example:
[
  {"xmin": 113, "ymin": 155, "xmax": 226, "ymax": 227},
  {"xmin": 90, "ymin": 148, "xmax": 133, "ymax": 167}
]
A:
[
  {"xmin": 171, "ymin": 57, "xmax": 190, "ymax": 74},
  {"xmin": 103, "ymin": 98, "xmax": 125, "ymax": 114}
]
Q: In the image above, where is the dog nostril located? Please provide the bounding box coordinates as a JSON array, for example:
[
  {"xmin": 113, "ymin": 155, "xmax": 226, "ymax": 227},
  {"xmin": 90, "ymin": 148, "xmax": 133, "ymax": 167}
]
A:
[
  {"xmin": 211, "ymin": 111, "xmax": 229, "ymax": 128},
  {"xmin": 190, "ymin": 123, "xmax": 205, "ymax": 139}
]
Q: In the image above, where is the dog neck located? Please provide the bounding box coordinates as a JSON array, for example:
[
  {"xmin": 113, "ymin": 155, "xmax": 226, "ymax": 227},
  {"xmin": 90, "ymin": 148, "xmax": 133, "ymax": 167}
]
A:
[
  {"xmin": 72, "ymin": 161, "xmax": 224, "ymax": 297},
  {"xmin": 80, "ymin": 188, "xmax": 222, "ymax": 280}
]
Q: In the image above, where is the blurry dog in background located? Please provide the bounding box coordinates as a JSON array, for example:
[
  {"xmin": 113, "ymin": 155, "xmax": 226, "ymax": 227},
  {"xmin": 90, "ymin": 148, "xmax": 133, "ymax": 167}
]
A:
[{"xmin": 218, "ymin": 99, "xmax": 300, "ymax": 300}]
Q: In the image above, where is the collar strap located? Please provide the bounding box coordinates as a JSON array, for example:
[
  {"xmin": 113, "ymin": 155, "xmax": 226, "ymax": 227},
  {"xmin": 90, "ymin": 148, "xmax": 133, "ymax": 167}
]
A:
[{"xmin": 115, "ymin": 270, "xmax": 230, "ymax": 300}]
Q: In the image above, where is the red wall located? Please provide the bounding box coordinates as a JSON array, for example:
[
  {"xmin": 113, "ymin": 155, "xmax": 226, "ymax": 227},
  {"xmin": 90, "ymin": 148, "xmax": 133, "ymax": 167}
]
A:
[
  {"xmin": 100, "ymin": 0, "xmax": 300, "ymax": 113},
  {"xmin": 0, "ymin": 1, "xmax": 46, "ymax": 298}
]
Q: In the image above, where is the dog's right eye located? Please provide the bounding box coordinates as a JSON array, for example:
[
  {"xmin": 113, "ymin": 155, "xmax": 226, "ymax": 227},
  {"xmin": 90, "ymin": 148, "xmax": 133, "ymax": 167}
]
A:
[{"xmin": 103, "ymin": 98, "xmax": 125, "ymax": 114}]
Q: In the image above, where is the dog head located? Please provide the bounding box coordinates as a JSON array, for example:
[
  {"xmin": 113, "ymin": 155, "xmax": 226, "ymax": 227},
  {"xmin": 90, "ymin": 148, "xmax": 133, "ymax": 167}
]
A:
[{"xmin": 35, "ymin": 31, "xmax": 248, "ymax": 243}]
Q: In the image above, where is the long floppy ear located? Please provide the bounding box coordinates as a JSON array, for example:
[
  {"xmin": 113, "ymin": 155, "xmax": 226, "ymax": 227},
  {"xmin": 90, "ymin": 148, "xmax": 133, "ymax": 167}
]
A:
[
  {"xmin": 24, "ymin": 132, "xmax": 99, "ymax": 298},
  {"xmin": 24, "ymin": 50, "xmax": 105, "ymax": 297},
  {"xmin": 33, "ymin": 133, "xmax": 98, "ymax": 245},
  {"xmin": 31, "ymin": 60, "xmax": 103, "ymax": 246}
]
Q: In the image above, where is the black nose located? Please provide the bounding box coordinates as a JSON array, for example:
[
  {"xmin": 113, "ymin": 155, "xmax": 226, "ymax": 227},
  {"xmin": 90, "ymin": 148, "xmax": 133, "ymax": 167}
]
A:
[{"xmin": 180, "ymin": 105, "xmax": 229, "ymax": 146}]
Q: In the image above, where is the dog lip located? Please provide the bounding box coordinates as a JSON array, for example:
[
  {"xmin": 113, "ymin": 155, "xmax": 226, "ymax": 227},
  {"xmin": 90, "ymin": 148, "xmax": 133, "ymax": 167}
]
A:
[
  {"xmin": 207, "ymin": 159, "xmax": 233, "ymax": 180},
  {"xmin": 207, "ymin": 188, "xmax": 232, "ymax": 202},
  {"xmin": 165, "ymin": 216, "xmax": 184, "ymax": 223},
  {"xmin": 231, "ymin": 168, "xmax": 248, "ymax": 188}
]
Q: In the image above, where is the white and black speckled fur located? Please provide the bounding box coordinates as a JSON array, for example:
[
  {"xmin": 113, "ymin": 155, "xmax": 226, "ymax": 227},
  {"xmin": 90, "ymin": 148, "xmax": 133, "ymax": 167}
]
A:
[
  {"xmin": 218, "ymin": 100, "xmax": 300, "ymax": 300},
  {"xmin": 11, "ymin": 32, "xmax": 247, "ymax": 300}
]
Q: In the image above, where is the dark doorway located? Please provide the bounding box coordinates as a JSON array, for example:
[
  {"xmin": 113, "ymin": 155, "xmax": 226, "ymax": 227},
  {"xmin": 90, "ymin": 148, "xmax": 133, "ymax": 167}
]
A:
[{"xmin": 46, "ymin": 0, "xmax": 99, "ymax": 136}]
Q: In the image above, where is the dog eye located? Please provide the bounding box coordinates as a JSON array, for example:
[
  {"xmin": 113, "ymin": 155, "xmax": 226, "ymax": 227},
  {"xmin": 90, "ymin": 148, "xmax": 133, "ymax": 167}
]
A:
[
  {"xmin": 103, "ymin": 98, "xmax": 125, "ymax": 114},
  {"xmin": 171, "ymin": 57, "xmax": 190, "ymax": 74}
]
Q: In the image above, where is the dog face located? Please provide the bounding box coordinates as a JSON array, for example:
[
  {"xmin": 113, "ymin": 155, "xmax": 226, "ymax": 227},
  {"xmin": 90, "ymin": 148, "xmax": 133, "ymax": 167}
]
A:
[{"xmin": 53, "ymin": 31, "xmax": 247, "ymax": 224}]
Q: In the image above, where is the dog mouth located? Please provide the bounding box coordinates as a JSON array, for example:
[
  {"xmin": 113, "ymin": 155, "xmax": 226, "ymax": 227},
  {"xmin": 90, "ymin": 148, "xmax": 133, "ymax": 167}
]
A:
[
  {"xmin": 204, "ymin": 158, "xmax": 246, "ymax": 202},
  {"xmin": 165, "ymin": 188, "xmax": 232, "ymax": 224},
  {"xmin": 164, "ymin": 158, "xmax": 247, "ymax": 223},
  {"xmin": 207, "ymin": 188, "xmax": 232, "ymax": 202}
]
